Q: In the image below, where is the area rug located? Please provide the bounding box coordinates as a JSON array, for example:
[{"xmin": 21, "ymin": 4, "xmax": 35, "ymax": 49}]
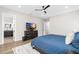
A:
[{"xmin": 12, "ymin": 43, "xmax": 40, "ymax": 54}]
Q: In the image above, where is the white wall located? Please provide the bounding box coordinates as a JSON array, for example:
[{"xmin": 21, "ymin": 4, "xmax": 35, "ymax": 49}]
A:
[
  {"xmin": 15, "ymin": 14, "xmax": 26, "ymax": 41},
  {"xmin": 0, "ymin": 11, "xmax": 3, "ymax": 44},
  {"xmin": 4, "ymin": 15, "xmax": 13, "ymax": 31},
  {"xmin": 49, "ymin": 10, "xmax": 79, "ymax": 35},
  {"xmin": 26, "ymin": 15, "xmax": 43, "ymax": 36},
  {"xmin": 0, "ymin": 7, "xmax": 43, "ymax": 44},
  {"xmin": 15, "ymin": 14, "xmax": 43, "ymax": 41}
]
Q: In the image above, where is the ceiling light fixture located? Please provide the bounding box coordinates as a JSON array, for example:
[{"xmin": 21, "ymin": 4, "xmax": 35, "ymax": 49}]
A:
[
  {"xmin": 65, "ymin": 6, "xmax": 68, "ymax": 8},
  {"xmin": 18, "ymin": 5, "xmax": 22, "ymax": 8}
]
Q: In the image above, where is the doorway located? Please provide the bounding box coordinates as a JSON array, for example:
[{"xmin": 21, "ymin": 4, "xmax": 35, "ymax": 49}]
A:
[
  {"xmin": 2, "ymin": 13, "xmax": 16, "ymax": 44},
  {"xmin": 43, "ymin": 20, "xmax": 50, "ymax": 35}
]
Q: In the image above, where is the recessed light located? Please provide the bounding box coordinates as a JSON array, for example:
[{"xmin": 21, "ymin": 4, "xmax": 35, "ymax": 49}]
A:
[
  {"xmin": 18, "ymin": 5, "xmax": 22, "ymax": 8},
  {"xmin": 65, "ymin": 6, "xmax": 68, "ymax": 8}
]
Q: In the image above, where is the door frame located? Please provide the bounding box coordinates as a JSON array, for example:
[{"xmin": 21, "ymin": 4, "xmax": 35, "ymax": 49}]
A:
[{"xmin": 2, "ymin": 13, "xmax": 16, "ymax": 44}]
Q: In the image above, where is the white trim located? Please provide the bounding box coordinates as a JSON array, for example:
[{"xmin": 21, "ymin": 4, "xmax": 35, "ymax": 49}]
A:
[
  {"xmin": 13, "ymin": 15, "xmax": 16, "ymax": 41},
  {"xmin": 2, "ymin": 13, "xmax": 4, "ymax": 44}
]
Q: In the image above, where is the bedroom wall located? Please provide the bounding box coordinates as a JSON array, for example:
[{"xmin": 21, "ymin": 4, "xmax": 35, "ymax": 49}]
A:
[
  {"xmin": 25, "ymin": 15, "xmax": 43, "ymax": 36},
  {"xmin": 0, "ymin": 7, "xmax": 43, "ymax": 44},
  {"xmin": 0, "ymin": 10, "xmax": 3, "ymax": 44},
  {"xmin": 48, "ymin": 10, "xmax": 79, "ymax": 35},
  {"xmin": 15, "ymin": 15, "xmax": 43, "ymax": 41}
]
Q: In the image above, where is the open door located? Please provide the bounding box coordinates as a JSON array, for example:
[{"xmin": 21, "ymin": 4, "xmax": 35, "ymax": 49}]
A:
[{"xmin": 2, "ymin": 13, "xmax": 16, "ymax": 44}]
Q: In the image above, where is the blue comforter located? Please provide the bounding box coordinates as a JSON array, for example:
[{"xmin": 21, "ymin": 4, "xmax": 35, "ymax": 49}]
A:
[
  {"xmin": 31, "ymin": 34, "xmax": 71, "ymax": 54},
  {"xmin": 70, "ymin": 32, "xmax": 79, "ymax": 53}
]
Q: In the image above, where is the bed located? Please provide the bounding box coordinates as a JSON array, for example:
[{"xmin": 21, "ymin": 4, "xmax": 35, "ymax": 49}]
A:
[
  {"xmin": 31, "ymin": 32, "xmax": 79, "ymax": 54},
  {"xmin": 31, "ymin": 34, "xmax": 72, "ymax": 54},
  {"xmin": 69, "ymin": 32, "xmax": 79, "ymax": 53}
]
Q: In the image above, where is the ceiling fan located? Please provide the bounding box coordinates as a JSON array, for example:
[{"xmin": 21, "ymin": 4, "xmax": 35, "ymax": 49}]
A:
[{"xmin": 35, "ymin": 5, "xmax": 50, "ymax": 14}]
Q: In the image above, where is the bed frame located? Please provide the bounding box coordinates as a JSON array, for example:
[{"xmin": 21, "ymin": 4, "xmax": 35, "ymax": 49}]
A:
[{"xmin": 31, "ymin": 44, "xmax": 46, "ymax": 54}]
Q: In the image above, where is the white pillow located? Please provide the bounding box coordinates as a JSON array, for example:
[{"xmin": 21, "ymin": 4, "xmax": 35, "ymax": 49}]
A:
[{"xmin": 65, "ymin": 32, "xmax": 74, "ymax": 44}]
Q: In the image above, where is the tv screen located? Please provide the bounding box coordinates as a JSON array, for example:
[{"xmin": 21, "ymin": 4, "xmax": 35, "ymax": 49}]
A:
[{"xmin": 26, "ymin": 22, "xmax": 36, "ymax": 30}]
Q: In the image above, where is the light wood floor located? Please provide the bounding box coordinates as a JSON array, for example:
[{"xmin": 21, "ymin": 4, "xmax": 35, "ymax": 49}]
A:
[
  {"xmin": 4, "ymin": 37, "xmax": 14, "ymax": 44},
  {"xmin": 0, "ymin": 40, "xmax": 32, "ymax": 54}
]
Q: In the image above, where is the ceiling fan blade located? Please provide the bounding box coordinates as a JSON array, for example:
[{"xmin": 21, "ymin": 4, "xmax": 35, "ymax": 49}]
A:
[
  {"xmin": 43, "ymin": 5, "xmax": 50, "ymax": 10},
  {"xmin": 44, "ymin": 11, "xmax": 47, "ymax": 13},
  {"xmin": 35, "ymin": 9, "xmax": 42, "ymax": 11}
]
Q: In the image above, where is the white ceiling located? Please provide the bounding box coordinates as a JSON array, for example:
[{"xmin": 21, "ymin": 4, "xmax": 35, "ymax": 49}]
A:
[{"xmin": 1, "ymin": 5, "xmax": 79, "ymax": 19}]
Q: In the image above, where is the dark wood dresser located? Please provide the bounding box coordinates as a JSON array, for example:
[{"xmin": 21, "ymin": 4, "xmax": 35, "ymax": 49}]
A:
[
  {"xmin": 22, "ymin": 30, "xmax": 38, "ymax": 41},
  {"xmin": 4, "ymin": 30, "xmax": 13, "ymax": 37}
]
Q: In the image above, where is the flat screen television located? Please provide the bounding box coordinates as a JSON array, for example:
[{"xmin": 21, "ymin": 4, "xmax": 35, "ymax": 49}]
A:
[{"xmin": 26, "ymin": 22, "xmax": 36, "ymax": 31}]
